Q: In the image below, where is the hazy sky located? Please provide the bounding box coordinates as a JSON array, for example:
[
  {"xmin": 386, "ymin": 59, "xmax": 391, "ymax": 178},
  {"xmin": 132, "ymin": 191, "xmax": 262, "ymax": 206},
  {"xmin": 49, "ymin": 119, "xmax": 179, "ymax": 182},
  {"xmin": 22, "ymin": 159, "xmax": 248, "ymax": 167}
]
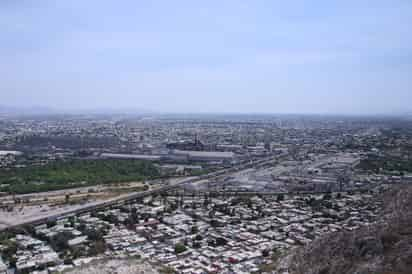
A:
[{"xmin": 1, "ymin": 1, "xmax": 411, "ymax": 114}]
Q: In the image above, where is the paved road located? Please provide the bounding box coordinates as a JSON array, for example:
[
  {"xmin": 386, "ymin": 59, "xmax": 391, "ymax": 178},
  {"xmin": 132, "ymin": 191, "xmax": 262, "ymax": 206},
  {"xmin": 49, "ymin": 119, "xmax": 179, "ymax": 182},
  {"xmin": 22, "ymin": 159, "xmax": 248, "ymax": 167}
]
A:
[
  {"xmin": 0, "ymin": 155, "xmax": 280, "ymax": 232},
  {"xmin": 0, "ymin": 177, "xmax": 192, "ymax": 231},
  {"xmin": 0, "ymin": 220, "xmax": 12, "ymax": 227}
]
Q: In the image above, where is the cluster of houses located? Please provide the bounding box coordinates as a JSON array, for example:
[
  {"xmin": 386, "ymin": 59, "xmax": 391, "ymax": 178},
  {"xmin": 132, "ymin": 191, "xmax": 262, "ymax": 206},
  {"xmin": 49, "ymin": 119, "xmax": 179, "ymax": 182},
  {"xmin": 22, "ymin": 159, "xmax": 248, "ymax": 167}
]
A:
[
  {"xmin": 0, "ymin": 151, "xmax": 22, "ymax": 169},
  {"xmin": 0, "ymin": 257, "xmax": 7, "ymax": 274},
  {"xmin": 0, "ymin": 191, "xmax": 382, "ymax": 274},
  {"xmin": 5, "ymin": 235, "xmax": 59, "ymax": 274}
]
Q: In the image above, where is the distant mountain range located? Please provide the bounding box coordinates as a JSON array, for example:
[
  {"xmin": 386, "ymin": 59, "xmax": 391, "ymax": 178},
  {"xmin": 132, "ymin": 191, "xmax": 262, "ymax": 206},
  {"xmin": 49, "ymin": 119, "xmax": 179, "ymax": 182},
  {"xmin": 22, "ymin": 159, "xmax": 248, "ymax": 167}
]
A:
[
  {"xmin": 0, "ymin": 105, "xmax": 411, "ymax": 118},
  {"xmin": 0, "ymin": 106, "xmax": 153, "ymax": 116},
  {"xmin": 0, "ymin": 105, "xmax": 56, "ymax": 115}
]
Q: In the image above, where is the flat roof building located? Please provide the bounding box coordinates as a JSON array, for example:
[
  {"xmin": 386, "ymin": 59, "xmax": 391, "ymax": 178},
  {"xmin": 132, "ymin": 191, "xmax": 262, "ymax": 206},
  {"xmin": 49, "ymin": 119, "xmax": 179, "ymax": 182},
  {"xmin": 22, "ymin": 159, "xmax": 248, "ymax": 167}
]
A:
[
  {"xmin": 171, "ymin": 150, "xmax": 235, "ymax": 162},
  {"xmin": 100, "ymin": 153, "xmax": 162, "ymax": 161},
  {"xmin": 0, "ymin": 257, "xmax": 7, "ymax": 274}
]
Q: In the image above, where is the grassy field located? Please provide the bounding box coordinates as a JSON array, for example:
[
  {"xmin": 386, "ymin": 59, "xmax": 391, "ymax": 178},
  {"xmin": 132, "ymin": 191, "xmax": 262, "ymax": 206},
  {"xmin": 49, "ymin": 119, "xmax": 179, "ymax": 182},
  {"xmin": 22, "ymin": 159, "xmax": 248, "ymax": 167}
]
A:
[{"xmin": 0, "ymin": 159, "xmax": 160, "ymax": 194}]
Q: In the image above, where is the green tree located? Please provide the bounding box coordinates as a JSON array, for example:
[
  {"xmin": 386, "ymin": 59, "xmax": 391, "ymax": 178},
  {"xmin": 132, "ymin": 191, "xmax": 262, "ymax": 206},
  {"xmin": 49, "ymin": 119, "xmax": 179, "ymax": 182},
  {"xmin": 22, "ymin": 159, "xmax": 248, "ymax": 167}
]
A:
[
  {"xmin": 88, "ymin": 240, "xmax": 106, "ymax": 256},
  {"xmin": 174, "ymin": 243, "xmax": 187, "ymax": 254},
  {"xmin": 51, "ymin": 231, "xmax": 73, "ymax": 251},
  {"xmin": 190, "ymin": 225, "xmax": 199, "ymax": 234}
]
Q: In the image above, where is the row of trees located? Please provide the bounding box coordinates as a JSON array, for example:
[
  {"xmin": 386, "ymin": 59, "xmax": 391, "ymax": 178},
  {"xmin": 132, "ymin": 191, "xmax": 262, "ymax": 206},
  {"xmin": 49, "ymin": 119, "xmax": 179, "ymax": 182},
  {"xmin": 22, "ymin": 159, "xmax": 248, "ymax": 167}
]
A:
[{"xmin": 0, "ymin": 159, "xmax": 160, "ymax": 194}]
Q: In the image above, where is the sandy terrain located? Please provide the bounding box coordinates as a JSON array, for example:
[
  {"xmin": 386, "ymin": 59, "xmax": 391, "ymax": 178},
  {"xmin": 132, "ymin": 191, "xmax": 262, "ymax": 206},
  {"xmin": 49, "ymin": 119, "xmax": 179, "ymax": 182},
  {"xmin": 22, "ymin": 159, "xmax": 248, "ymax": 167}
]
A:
[
  {"xmin": 66, "ymin": 258, "xmax": 159, "ymax": 274},
  {"xmin": 0, "ymin": 177, "xmax": 190, "ymax": 230}
]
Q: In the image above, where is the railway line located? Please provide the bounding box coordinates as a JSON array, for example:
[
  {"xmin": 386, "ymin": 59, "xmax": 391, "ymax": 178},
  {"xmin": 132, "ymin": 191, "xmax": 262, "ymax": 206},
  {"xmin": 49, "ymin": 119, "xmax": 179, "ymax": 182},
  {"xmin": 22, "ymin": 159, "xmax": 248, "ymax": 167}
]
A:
[{"xmin": 0, "ymin": 155, "xmax": 280, "ymax": 232}]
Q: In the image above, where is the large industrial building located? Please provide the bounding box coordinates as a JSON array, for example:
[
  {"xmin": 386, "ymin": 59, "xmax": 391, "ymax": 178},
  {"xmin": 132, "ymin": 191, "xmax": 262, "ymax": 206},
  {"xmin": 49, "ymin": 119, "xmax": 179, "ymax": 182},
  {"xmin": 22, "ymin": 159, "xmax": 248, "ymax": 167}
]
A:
[
  {"xmin": 100, "ymin": 153, "xmax": 162, "ymax": 161},
  {"xmin": 171, "ymin": 150, "xmax": 235, "ymax": 162}
]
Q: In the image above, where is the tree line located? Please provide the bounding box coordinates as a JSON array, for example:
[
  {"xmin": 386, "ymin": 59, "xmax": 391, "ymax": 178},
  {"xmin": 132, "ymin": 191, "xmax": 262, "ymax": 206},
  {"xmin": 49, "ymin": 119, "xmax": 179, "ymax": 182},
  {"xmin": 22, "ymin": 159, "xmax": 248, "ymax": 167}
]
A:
[{"xmin": 0, "ymin": 159, "xmax": 160, "ymax": 194}]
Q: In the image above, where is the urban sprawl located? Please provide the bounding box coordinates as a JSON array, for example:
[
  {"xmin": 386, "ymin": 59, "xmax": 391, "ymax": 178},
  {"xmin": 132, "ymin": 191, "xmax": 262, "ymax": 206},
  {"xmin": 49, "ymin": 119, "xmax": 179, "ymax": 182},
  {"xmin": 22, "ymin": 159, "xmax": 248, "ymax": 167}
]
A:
[{"xmin": 0, "ymin": 114, "xmax": 411, "ymax": 274}]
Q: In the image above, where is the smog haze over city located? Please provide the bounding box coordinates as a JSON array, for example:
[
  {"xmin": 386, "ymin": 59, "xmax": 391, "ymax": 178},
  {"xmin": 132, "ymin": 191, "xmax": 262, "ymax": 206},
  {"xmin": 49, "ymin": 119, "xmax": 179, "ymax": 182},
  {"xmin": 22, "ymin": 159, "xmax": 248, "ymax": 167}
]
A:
[
  {"xmin": 1, "ymin": 0, "xmax": 412, "ymax": 115},
  {"xmin": 1, "ymin": 2, "xmax": 412, "ymax": 274}
]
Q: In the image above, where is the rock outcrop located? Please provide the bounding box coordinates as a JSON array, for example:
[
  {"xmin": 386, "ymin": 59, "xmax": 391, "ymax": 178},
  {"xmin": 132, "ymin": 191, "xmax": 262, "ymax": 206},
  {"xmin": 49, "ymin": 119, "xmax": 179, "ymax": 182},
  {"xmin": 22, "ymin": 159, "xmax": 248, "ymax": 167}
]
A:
[{"xmin": 279, "ymin": 186, "xmax": 412, "ymax": 274}]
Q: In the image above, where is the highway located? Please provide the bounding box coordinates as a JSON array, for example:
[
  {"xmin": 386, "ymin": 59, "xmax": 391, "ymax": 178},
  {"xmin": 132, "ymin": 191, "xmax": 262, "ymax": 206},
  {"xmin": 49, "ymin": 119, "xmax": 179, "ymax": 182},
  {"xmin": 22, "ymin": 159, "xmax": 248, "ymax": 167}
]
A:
[{"xmin": 0, "ymin": 155, "xmax": 280, "ymax": 232}]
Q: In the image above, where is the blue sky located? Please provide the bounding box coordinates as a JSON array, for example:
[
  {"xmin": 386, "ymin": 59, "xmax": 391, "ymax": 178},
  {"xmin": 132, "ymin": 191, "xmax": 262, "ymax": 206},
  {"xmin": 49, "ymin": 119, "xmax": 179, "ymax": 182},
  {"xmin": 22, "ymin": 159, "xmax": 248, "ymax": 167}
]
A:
[{"xmin": 1, "ymin": 0, "xmax": 411, "ymax": 114}]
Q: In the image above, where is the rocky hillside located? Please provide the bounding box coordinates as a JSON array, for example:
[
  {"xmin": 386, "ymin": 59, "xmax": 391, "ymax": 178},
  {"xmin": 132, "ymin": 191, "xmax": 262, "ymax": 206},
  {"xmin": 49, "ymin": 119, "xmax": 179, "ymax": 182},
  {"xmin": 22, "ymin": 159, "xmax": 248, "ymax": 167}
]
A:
[{"xmin": 278, "ymin": 186, "xmax": 412, "ymax": 274}]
